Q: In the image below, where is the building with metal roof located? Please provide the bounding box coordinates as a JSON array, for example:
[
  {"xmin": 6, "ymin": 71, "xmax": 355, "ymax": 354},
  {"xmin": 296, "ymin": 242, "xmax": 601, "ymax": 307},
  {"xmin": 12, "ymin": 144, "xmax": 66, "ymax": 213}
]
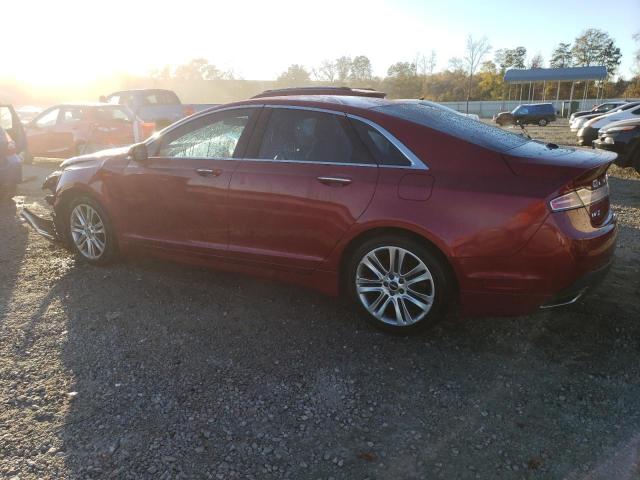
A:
[
  {"xmin": 504, "ymin": 66, "xmax": 607, "ymax": 83},
  {"xmin": 501, "ymin": 66, "xmax": 608, "ymax": 116}
]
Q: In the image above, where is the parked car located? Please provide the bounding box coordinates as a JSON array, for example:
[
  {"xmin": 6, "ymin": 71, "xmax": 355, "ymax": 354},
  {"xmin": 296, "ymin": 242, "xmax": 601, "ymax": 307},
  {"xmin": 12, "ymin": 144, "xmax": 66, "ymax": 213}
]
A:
[
  {"xmin": 593, "ymin": 118, "xmax": 640, "ymax": 172},
  {"xmin": 22, "ymin": 95, "xmax": 617, "ymax": 333},
  {"xmin": 571, "ymin": 101, "xmax": 640, "ymax": 132},
  {"xmin": 577, "ymin": 102, "xmax": 640, "ymax": 146},
  {"xmin": 493, "ymin": 103, "xmax": 556, "ymax": 126},
  {"xmin": 101, "ymin": 89, "xmax": 216, "ymax": 130},
  {"xmin": 569, "ymin": 101, "xmax": 628, "ymax": 122},
  {"xmin": 22, "ymin": 103, "xmax": 154, "ymax": 161},
  {"xmin": 0, "ymin": 104, "xmax": 25, "ymax": 200}
]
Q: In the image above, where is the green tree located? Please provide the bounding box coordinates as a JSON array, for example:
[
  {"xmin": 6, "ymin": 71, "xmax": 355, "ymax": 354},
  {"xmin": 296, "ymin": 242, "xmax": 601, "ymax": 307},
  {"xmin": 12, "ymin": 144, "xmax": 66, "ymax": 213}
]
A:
[
  {"xmin": 572, "ymin": 28, "xmax": 622, "ymax": 77},
  {"xmin": 549, "ymin": 43, "xmax": 573, "ymax": 68},
  {"xmin": 277, "ymin": 64, "xmax": 311, "ymax": 86},
  {"xmin": 174, "ymin": 58, "xmax": 223, "ymax": 80},
  {"xmin": 495, "ymin": 47, "xmax": 526, "ymax": 72},
  {"xmin": 350, "ymin": 55, "xmax": 373, "ymax": 82}
]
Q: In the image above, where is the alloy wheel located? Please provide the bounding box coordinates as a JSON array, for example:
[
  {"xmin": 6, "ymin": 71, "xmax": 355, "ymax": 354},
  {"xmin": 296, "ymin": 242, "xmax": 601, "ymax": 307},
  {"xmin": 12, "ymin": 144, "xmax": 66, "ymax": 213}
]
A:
[
  {"xmin": 355, "ymin": 246, "xmax": 435, "ymax": 326},
  {"xmin": 70, "ymin": 204, "xmax": 107, "ymax": 260}
]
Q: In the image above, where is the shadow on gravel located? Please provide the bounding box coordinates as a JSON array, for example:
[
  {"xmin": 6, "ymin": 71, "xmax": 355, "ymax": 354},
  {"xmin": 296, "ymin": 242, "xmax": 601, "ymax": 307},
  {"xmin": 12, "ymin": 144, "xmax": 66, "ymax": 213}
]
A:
[
  {"xmin": 0, "ymin": 200, "xmax": 27, "ymax": 328},
  {"xmin": 40, "ymin": 246, "xmax": 640, "ymax": 479}
]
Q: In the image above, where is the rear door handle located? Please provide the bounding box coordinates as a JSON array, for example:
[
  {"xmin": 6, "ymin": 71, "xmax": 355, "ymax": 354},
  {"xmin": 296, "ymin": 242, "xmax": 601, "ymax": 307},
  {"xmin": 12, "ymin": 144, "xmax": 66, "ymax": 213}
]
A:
[
  {"xmin": 317, "ymin": 176, "xmax": 352, "ymax": 187},
  {"xmin": 196, "ymin": 168, "xmax": 222, "ymax": 177}
]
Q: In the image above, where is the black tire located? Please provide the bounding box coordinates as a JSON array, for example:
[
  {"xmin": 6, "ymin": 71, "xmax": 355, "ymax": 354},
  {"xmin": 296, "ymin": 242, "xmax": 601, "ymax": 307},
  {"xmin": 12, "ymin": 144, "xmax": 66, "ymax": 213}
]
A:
[
  {"xmin": 538, "ymin": 118, "xmax": 548, "ymax": 127},
  {"xmin": 65, "ymin": 196, "xmax": 118, "ymax": 265},
  {"xmin": 346, "ymin": 235, "xmax": 455, "ymax": 334}
]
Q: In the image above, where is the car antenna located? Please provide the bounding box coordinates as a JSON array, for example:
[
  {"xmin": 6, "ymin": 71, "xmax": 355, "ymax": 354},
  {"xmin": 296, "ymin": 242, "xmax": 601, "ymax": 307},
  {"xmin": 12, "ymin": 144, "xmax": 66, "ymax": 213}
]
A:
[{"xmin": 518, "ymin": 123, "xmax": 532, "ymax": 140}]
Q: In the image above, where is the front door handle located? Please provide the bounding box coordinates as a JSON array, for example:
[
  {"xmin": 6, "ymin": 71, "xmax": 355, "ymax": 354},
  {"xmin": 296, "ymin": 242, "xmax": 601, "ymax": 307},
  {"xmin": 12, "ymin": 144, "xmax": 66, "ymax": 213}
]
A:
[
  {"xmin": 196, "ymin": 168, "xmax": 222, "ymax": 177},
  {"xmin": 317, "ymin": 176, "xmax": 352, "ymax": 187}
]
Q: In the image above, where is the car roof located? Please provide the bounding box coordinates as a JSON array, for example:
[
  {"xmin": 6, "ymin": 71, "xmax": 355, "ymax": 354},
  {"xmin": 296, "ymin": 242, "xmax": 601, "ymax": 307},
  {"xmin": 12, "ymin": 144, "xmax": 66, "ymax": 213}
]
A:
[
  {"xmin": 252, "ymin": 86, "xmax": 386, "ymax": 99},
  {"xmin": 604, "ymin": 117, "xmax": 640, "ymax": 128},
  {"xmin": 54, "ymin": 102, "xmax": 127, "ymax": 108}
]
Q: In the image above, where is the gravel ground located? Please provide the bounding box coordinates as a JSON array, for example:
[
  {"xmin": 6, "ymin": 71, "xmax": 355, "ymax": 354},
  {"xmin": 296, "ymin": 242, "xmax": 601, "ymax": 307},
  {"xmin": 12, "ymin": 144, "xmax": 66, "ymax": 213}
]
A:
[{"xmin": 1, "ymin": 122, "xmax": 639, "ymax": 479}]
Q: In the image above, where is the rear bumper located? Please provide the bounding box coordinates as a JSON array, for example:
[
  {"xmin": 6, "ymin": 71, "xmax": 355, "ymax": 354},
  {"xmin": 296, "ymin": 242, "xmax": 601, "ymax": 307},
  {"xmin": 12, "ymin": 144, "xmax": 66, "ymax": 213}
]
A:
[
  {"xmin": 457, "ymin": 209, "xmax": 617, "ymax": 317},
  {"xmin": 577, "ymin": 127, "xmax": 598, "ymax": 146},
  {"xmin": 592, "ymin": 138, "xmax": 623, "ymax": 154},
  {"xmin": 539, "ymin": 259, "xmax": 612, "ymax": 309}
]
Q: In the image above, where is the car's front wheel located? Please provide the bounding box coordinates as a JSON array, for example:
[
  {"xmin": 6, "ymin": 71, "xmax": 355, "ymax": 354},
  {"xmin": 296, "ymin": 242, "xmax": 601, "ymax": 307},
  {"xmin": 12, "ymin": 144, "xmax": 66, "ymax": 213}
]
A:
[
  {"xmin": 347, "ymin": 236, "xmax": 454, "ymax": 333},
  {"xmin": 66, "ymin": 196, "xmax": 118, "ymax": 265}
]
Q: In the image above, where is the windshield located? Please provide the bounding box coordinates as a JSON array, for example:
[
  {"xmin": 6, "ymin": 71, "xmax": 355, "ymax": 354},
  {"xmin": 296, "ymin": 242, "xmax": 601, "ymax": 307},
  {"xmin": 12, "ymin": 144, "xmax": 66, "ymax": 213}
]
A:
[{"xmin": 374, "ymin": 101, "xmax": 529, "ymax": 152}]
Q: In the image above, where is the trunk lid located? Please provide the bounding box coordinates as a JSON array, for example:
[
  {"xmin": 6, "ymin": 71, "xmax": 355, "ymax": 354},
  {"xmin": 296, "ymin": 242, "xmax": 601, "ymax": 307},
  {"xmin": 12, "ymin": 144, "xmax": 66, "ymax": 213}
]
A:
[{"xmin": 503, "ymin": 141, "xmax": 616, "ymax": 228}]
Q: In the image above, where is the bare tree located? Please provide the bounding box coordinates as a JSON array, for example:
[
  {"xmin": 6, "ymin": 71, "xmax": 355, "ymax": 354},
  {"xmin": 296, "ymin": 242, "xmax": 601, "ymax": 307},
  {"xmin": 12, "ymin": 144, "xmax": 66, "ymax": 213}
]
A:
[
  {"xmin": 427, "ymin": 50, "xmax": 437, "ymax": 74},
  {"xmin": 314, "ymin": 60, "xmax": 337, "ymax": 82},
  {"xmin": 463, "ymin": 36, "xmax": 491, "ymax": 113}
]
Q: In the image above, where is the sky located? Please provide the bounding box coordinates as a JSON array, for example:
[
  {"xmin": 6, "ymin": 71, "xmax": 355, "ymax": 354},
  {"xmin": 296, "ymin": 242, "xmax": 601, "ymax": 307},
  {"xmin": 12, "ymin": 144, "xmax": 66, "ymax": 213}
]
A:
[{"xmin": 3, "ymin": 0, "xmax": 639, "ymax": 85}]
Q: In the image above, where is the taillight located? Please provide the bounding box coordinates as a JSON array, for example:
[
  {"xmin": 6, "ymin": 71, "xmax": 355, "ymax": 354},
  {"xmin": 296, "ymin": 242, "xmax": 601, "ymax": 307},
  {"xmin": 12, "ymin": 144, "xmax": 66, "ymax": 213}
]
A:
[
  {"xmin": 183, "ymin": 106, "xmax": 195, "ymax": 117},
  {"xmin": 550, "ymin": 175, "xmax": 610, "ymax": 225}
]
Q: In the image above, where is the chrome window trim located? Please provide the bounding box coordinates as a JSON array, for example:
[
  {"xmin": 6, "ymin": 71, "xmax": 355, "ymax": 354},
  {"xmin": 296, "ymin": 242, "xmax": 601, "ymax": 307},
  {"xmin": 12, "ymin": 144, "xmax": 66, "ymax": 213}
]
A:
[
  {"xmin": 346, "ymin": 113, "xmax": 428, "ymax": 170},
  {"xmin": 264, "ymin": 104, "xmax": 345, "ymax": 115},
  {"xmin": 237, "ymin": 158, "xmax": 377, "ymax": 168}
]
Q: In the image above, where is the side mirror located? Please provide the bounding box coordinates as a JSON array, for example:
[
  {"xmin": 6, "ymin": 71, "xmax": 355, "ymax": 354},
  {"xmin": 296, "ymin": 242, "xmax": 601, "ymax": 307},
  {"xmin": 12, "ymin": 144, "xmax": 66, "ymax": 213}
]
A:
[
  {"xmin": 129, "ymin": 143, "xmax": 148, "ymax": 163},
  {"xmin": 99, "ymin": 95, "xmax": 107, "ymax": 103}
]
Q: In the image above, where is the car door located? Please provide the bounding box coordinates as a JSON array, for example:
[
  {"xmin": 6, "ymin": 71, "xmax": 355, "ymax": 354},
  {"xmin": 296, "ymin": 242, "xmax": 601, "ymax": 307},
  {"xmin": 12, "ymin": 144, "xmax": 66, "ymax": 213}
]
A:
[
  {"xmin": 116, "ymin": 107, "xmax": 259, "ymax": 255},
  {"xmin": 25, "ymin": 107, "xmax": 61, "ymax": 156},
  {"xmin": 55, "ymin": 107, "xmax": 88, "ymax": 156},
  {"xmin": 227, "ymin": 106, "xmax": 379, "ymax": 271},
  {"xmin": 89, "ymin": 106, "xmax": 136, "ymax": 149}
]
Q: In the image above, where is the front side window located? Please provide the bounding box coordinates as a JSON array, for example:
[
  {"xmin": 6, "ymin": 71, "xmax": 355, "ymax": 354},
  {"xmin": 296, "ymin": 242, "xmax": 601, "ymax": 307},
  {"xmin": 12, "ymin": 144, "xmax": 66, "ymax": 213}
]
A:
[
  {"xmin": 514, "ymin": 106, "xmax": 528, "ymax": 115},
  {"xmin": 158, "ymin": 109, "xmax": 253, "ymax": 159},
  {"xmin": 35, "ymin": 108, "xmax": 60, "ymax": 127},
  {"xmin": 257, "ymin": 108, "xmax": 372, "ymax": 164}
]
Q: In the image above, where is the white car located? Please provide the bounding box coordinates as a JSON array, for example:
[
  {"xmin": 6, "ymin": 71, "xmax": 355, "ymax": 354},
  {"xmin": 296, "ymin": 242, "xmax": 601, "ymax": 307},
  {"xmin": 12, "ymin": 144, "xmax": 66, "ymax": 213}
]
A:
[
  {"xmin": 577, "ymin": 102, "xmax": 640, "ymax": 146},
  {"xmin": 571, "ymin": 102, "xmax": 640, "ymax": 132}
]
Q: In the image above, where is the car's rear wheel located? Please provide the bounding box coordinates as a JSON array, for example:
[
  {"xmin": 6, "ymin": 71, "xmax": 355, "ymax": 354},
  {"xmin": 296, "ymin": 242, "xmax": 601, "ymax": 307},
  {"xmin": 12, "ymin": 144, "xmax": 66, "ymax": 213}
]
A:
[
  {"xmin": 538, "ymin": 118, "xmax": 548, "ymax": 127},
  {"xmin": 67, "ymin": 196, "xmax": 118, "ymax": 265},
  {"xmin": 347, "ymin": 236, "xmax": 453, "ymax": 333}
]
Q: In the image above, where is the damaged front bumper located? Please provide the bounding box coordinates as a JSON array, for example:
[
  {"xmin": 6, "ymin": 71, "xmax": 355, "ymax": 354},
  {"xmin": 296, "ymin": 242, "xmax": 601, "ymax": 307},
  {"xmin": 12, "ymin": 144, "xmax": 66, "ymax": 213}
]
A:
[{"xmin": 20, "ymin": 208, "xmax": 60, "ymax": 242}]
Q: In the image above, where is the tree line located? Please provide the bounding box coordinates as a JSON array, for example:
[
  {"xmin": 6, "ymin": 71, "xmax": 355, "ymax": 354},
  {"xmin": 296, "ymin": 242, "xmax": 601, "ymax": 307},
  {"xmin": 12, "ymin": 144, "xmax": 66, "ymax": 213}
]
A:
[{"xmin": 152, "ymin": 28, "xmax": 640, "ymax": 101}]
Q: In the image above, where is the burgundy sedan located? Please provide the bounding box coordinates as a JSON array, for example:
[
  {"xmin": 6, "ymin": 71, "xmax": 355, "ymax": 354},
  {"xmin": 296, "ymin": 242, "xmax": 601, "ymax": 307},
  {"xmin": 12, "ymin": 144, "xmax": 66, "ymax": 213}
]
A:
[{"xmin": 22, "ymin": 95, "xmax": 617, "ymax": 333}]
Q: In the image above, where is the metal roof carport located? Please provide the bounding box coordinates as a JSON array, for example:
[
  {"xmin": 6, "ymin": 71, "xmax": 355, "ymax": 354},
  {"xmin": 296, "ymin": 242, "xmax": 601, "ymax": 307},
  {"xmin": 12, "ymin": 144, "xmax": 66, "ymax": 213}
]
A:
[{"xmin": 503, "ymin": 66, "xmax": 608, "ymax": 113}]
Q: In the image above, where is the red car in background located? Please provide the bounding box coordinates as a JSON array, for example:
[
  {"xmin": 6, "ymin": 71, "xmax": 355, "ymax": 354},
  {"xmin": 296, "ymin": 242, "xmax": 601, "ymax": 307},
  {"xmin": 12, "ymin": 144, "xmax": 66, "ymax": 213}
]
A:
[
  {"xmin": 21, "ymin": 89, "xmax": 617, "ymax": 333},
  {"xmin": 23, "ymin": 103, "xmax": 154, "ymax": 162}
]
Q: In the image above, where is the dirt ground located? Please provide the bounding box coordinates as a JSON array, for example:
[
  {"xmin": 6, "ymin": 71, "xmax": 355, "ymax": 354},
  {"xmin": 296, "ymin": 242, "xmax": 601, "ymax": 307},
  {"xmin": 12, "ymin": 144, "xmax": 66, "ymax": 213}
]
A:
[{"xmin": 1, "ymin": 121, "xmax": 639, "ymax": 479}]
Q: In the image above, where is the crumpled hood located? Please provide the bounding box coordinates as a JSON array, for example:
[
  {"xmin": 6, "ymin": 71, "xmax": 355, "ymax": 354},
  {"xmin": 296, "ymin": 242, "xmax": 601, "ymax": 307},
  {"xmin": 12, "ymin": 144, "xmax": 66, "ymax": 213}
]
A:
[{"xmin": 60, "ymin": 145, "xmax": 131, "ymax": 169}]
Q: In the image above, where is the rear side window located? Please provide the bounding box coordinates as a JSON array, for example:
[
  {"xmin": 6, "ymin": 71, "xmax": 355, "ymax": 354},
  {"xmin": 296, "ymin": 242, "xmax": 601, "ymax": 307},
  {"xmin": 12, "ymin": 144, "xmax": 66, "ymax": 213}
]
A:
[
  {"xmin": 350, "ymin": 118, "xmax": 410, "ymax": 166},
  {"xmin": 143, "ymin": 91, "xmax": 179, "ymax": 105},
  {"xmin": 257, "ymin": 108, "xmax": 373, "ymax": 164}
]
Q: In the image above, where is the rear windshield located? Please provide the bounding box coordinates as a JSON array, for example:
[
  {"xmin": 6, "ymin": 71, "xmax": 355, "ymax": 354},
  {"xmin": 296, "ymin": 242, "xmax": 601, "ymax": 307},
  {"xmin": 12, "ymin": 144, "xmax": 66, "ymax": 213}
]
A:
[{"xmin": 373, "ymin": 101, "xmax": 529, "ymax": 152}]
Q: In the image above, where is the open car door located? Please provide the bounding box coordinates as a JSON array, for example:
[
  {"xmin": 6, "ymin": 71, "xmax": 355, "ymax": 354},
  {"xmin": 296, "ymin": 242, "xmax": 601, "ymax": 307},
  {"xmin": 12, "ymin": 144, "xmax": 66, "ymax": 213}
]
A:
[{"xmin": 0, "ymin": 105, "xmax": 26, "ymax": 154}]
